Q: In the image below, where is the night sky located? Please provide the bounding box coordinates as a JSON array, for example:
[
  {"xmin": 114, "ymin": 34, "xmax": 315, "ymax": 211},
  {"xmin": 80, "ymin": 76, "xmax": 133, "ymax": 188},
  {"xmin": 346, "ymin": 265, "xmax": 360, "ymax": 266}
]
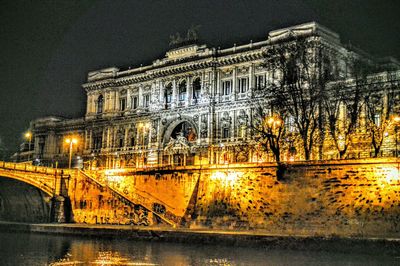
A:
[{"xmin": 0, "ymin": 0, "xmax": 399, "ymax": 157}]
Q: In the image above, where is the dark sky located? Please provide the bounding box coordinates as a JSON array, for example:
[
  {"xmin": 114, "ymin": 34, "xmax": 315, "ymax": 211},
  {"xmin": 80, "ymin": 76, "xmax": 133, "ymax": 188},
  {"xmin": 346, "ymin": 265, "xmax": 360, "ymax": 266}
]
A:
[{"xmin": 1, "ymin": 0, "xmax": 399, "ymax": 157}]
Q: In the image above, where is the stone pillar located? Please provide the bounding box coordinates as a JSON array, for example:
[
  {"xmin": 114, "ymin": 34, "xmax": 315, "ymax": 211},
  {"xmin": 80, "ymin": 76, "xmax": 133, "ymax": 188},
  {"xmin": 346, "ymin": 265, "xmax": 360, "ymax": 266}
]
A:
[
  {"xmin": 186, "ymin": 76, "xmax": 191, "ymax": 106},
  {"xmin": 232, "ymin": 110, "xmax": 236, "ymax": 141},
  {"xmin": 86, "ymin": 94, "xmax": 91, "ymax": 114},
  {"xmin": 159, "ymin": 80, "xmax": 164, "ymax": 105},
  {"xmin": 138, "ymin": 85, "xmax": 143, "ymax": 107},
  {"xmin": 89, "ymin": 130, "xmax": 92, "ymax": 151},
  {"xmin": 215, "ymin": 70, "xmax": 220, "ymax": 101},
  {"xmin": 104, "ymin": 91, "xmax": 109, "ymax": 111},
  {"xmin": 84, "ymin": 130, "xmax": 88, "ymax": 150},
  {"xmin": 51, "ymin": 196, "xmax": 66, "ymax": 223},
  {"xmin": 106, "ymin": 128, "xmax": 110, "ymax": 148},
  {"xmin": 126, "ymin": 88, "xmax": 131, "ymax": 109},
  {"xmin": 249, "ymin": 64, "xmax": 254, "ymax": 90},
  {"xmin": 124, "ymin": 127, "xmax": 128, "ymax": 150},
  {"xmin": 232, "ymin": 67, "xmax": 237, "ymax": 101},
  {"xmin": 172, "ymin": 79, "xmax": 177, "ymax": 108},
  {"xmin": 114, "ymin": 90, "xmax": 119, "ymax": 112}
]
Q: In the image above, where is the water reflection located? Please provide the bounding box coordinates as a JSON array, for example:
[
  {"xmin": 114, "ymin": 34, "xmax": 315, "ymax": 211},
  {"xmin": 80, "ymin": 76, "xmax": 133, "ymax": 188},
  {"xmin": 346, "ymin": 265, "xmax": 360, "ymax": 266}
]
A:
[{"xmin": 0, "ymin": 231, "xmax": 398, "ymax": 266}]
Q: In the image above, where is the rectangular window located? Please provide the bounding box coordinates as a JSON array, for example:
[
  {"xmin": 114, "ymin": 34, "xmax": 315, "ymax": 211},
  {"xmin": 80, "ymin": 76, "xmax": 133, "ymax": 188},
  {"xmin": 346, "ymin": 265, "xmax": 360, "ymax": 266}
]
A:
[
  {"xmin": 223, "ymin": 128, "xmax": 230, "ymax": 139},
  {"xmin": 130, "ymin": 137, "xmax": 135, "ymax": 147},
  {"xmin": 120, "ymin": 98, "xmax": 126, "ymax": 111},
  {"xmin": 144, "ymin": 94, "xmax": 150, "ymax": 107},
  {"xmin": 255, "ymin": 74, "xmax": 265, "ymax": 88},
  {"xmin": 222, "ymin": 80, "xmax": 232, "ymax": 96},
  {"xmin": 238, "ymin": 77, "xmax": 248, "ymax": 93},
  {"xmin": 132, "ymin": 96, "xmax": 138, "ymax": 109}
]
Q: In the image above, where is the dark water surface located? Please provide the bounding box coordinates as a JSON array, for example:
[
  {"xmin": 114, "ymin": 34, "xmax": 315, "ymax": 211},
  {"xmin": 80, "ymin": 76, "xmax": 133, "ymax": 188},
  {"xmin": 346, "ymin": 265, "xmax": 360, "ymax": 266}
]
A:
[{"xmin": 0, "ymin": 231, "xmax": 398, "ymax": 266}]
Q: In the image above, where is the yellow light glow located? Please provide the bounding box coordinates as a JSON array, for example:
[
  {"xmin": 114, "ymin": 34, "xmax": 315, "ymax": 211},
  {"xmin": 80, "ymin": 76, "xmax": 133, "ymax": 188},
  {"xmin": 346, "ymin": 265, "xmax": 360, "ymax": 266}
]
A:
[
  {"xmin": 104, "ymin": 168, "xmax": 126, "ymax": 175},
  {"xmin": 24, "ymin": 132, "xmax": 31, "ymax": 139},
  {"xmin": 65, "ymin": 137, "xmax": 78, "ymax": 144},
  {"xmin": 210, "ymin": 170, "xmax": 240, "ymax": 186},
  {"xmin": 104, "ymin": 168, "xmax": 126, "ymax": 183},
  {"xmin": 393, "ymin": 115, "xmax": 400, "ymax": 123},
  {"xmin": 385, "ymin": 167, "xmax": 400, "ymax": 183}
]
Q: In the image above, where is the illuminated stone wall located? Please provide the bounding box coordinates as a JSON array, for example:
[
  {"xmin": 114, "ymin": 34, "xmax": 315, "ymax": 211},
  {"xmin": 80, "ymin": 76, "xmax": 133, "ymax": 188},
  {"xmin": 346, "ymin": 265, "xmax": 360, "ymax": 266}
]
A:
[
  {"xmin": 65, "ymin": 159, "xmax": 399, "ymax": 236},
  {"xmin": 192, "ymin": 159, "xmax": 400, "ymax": 236},
  {"xmin": 68, "ymin": 173, "xmax": 152, "ymax": 225}
]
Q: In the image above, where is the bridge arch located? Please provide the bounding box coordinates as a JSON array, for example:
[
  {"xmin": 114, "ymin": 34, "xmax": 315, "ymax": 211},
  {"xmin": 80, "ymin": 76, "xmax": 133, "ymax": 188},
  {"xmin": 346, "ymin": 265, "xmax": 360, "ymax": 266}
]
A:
[{"xmin": 0, "ymin": 177, "xmax": 52, "ymax": 223}]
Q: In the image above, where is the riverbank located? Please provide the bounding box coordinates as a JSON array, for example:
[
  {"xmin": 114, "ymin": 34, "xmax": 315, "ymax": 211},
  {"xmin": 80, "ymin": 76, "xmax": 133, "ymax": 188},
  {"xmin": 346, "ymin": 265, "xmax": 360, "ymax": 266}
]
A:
[{"xmin": 0, "ymin": 221, "xmax": 399, "ymax": 255}]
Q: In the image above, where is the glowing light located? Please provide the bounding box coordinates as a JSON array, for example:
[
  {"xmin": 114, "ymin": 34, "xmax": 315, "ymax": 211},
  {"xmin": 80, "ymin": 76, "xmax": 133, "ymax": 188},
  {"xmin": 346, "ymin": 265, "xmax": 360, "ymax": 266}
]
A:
[
  {"xmin": 104, "ymin": 168, "xmax": 126, "ymax": 175},
  {"xmin": 385, "ymin": 167, "xmax": 399, "ymax": 183},
  {"xmin": 65, "ymin": 137, "xmax": 78, "ymax": 144},
  {"xmin": 24, "ymin": 132, "xmax": 31, "ymax": 139},
  {"xmin": 104, "ymin": 168, "xmax": 126, "ymax": 182},
  {"xmin": 210, "ymin": 170, "xmax": 240, "ymax": 186}
]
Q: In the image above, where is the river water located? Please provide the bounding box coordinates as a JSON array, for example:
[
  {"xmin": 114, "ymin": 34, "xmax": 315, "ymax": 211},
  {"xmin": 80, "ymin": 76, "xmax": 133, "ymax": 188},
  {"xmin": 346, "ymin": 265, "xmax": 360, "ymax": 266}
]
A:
[{"xmin": 0, "ymin": 231, "xmax": 398, "ymax": 266}]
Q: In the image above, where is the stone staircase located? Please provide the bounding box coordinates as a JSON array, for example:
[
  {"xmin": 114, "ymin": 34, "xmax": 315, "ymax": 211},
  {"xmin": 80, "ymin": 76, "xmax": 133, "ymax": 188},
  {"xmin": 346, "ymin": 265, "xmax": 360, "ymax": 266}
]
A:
[{"xmin": 79, "ymin": 170, "xmax": 178, "ymax": 227}]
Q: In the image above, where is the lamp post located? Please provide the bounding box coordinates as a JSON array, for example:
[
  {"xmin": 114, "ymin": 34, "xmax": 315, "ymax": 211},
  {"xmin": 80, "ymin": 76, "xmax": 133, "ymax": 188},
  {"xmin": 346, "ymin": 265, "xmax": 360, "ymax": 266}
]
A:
[
  {"xmin": 265, "ymin": 115, "xmax": 282, "ymax": 162},
  {"xmin": 65, "ymin": 137, "xmax": 78, "ymax": 169},
  {"xmin": 24, "ymin": 132, "xmax": 32, "ymax": 160},
  {"xmin": 393, "ymin": 115, "xmax": 400, "ymax": 157},
  {"xmin": 138, "ymin": 123, "xmax": 149, "ymax": 167}
]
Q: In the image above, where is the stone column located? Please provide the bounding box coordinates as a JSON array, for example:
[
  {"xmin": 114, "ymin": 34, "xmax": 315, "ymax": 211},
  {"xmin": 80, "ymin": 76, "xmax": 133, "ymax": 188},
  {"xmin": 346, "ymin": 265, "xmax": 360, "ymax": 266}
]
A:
[
  {"xmin": 126, "ymin": 88, "xmax": 131, "ymax": 109},
  {"xmin": 86, "ymin": 94, "xmax": 91, "ymax": 115},
  {"xmin": 249, "ymin": 64, "xmax": 254, "ymax": 91},
  {"xmin": 232, "ymin": 110, "xmax": 236, "ymax": 141},
  {"xmin": 232, "ymin": 67, "xmax": 237, "ymax": 101},
  {"xmin": 172, "ymin": 79, "xmax": 177, "ymax": 108},
  {"xmin": 159, "ymin": 80, "xmax": 164, "ymax": 106},
  {"xmin": 114, "ymin": 90, "xmax": 119, "ymax": 112},
  {"xmin": 124, "ymin": 127, "xmax": 128, "ymax": 150},
  {"xmin": 89, "ymin": 130, "xmax": 92, "ymax": 151},
  {"xmin": 138, "ymin": 85, "xmax": 143, "ymax": 107},
  {"xmin": 186, "ymin": 76, "xmax": 191, "ymax": 106},
  {"xmin": 84, "ymin": 130, "xmax": 88, "ymax": 150}
]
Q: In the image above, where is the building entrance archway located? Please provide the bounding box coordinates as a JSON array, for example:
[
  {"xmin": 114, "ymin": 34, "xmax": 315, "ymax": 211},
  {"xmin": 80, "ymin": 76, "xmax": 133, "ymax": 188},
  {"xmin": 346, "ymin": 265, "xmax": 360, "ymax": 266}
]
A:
[{"xmin": 163, "ymin": 120, "xmax": 198, "ymax": 166}]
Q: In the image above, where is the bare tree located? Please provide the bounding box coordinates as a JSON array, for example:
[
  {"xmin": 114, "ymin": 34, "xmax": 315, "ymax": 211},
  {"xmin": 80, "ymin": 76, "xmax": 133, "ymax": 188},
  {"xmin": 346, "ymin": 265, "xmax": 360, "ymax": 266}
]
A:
[
  {"xmin": 250, "ymin": 97, "xmax": 286, "ymax": 162},
  {"xmin": 262, "ymin": 37, "xmax": 334, "ymax": 160},
  {"xmin": 323, "ymin": 58, "xmax": 367, "ymax": 159},
  {"xmin": 364, "ymin": 72, "xmax": 400, "ymax": 157}
]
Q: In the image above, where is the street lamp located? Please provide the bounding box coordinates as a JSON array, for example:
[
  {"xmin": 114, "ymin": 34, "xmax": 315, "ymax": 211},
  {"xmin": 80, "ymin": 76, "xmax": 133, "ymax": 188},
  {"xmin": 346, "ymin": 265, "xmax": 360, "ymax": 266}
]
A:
[
  {"xmin": 138, "ymin": 122, "xmax": 149, "ymax": 167},
  {"xmin": 24, "ymin": 131, "xmax": 32, "ymax": 160},
  {"xmin": 393, "ymin": 115, "xmax": 400, "ymax": 157},
  {"xmin": 266, "ymin": 116, "xmax": 282, "ymax": 130},
  {"xmin": 65, "ymin": 137, "xmax": 78, "ymax": 169}
]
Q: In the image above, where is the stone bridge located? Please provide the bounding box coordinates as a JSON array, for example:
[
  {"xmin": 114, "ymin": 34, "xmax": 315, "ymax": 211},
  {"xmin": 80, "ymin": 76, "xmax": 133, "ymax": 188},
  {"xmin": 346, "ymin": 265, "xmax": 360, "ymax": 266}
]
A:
[{"xmin": 0, "ymin": 161, "xmax": 183, "ymax": 227}]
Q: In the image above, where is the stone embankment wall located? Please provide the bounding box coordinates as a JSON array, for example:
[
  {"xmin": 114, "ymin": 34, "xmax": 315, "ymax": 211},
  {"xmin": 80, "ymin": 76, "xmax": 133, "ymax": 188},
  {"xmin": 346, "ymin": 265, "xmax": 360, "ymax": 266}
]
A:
[
  {"xmin": 68, "ymin": 173, "xmax": 152, "ymax": 225},
  {"xmin": 69, "ymin": 158, "xmax": 399, "ymax": 236},
  {"xmin": 191, "ymin": 159, "xmax": 400, "ymax": 236},
  {"xmin": 5, "ymin": 158, "xmax": 396, "ymax": 237}
]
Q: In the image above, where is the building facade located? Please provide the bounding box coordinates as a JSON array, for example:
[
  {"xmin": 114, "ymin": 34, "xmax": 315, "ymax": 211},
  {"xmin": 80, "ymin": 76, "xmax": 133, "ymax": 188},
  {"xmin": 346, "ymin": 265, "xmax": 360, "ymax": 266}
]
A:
[{"xmin": 16, "ymin": 22, "xmax": 400, "ymax": 168}]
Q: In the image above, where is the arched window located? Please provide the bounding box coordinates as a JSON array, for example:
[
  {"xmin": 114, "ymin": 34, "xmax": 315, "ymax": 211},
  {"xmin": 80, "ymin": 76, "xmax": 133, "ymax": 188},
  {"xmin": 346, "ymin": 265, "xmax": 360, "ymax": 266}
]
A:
[
  {"xmin": 179, "ymin": 81, "xmax": 187, "ymax": 101},
  {"xmin": 165, "ymin": 83, "xmax": 172, "ymax": 104},
  {"xmin": 193, "ymin": 78, "xmax": 201, "ymax": 99},
  {"xmin": 97, "ymin": 95, "xmax": 104, "ymax": 114}
]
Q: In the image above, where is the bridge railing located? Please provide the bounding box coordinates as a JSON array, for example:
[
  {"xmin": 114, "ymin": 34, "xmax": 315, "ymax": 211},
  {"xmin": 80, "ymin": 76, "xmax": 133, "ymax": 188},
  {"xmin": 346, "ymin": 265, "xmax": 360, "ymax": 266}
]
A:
[{"xmin": 0, "ymin": 161, "xmax": 62, "ymax": 176}]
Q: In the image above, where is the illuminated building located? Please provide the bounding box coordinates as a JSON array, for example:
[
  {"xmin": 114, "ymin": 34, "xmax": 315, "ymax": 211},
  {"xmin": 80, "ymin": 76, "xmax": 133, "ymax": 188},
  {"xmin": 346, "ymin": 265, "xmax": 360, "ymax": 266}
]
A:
[{"xmin": 14, "ymin": 22, "xmax": 400, "ymax": 167}]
